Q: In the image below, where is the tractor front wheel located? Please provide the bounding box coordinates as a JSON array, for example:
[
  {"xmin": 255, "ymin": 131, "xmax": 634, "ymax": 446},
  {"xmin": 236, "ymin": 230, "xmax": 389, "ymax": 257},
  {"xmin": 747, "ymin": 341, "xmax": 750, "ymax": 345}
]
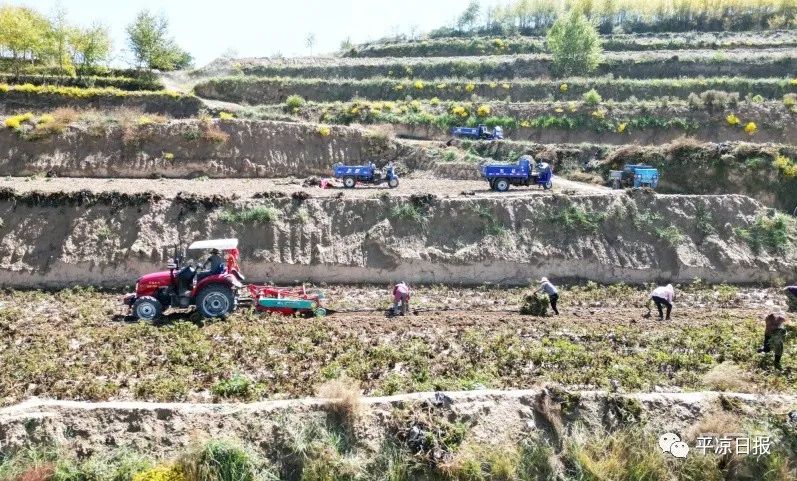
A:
[
  {"xmin": 196, "ymin": 285, "xmax": 236, "ymax": 318},
  {"xmin": 343, "ymin": 176, "xmax": 356, "ymax": 188},
  {"xmin": 132, "ymin": 296, "xmax": 163, "ymax": 321},
  {"xmin": 388, "ymin": 178, "xmax": 399, "ymax": 188},
  {"xmin": 494, "ymin": 178, "xmax": 510, "ymax": 192}
]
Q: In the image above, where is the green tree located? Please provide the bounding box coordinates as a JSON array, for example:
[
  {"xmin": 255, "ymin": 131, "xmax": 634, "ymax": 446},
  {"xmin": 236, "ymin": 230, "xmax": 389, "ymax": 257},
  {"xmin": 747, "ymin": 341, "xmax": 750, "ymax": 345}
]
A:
[
  {"xmin": 126, "ymin": 9, "xmax": 192, "ymax": 70},
  {"xmin": 0, "ymin": 6, "xmax": 51, "ymax": 65},
  {"xmin": 456, "ymin": 0, "xmax": 481, "ymax": 31},
  {"xmin": 70, "ymin": 23, "xmax": 112, "ymax": 71},
  {"xmin": 546, "ymin": 9, "xmax": 603, "ymax": 77}
]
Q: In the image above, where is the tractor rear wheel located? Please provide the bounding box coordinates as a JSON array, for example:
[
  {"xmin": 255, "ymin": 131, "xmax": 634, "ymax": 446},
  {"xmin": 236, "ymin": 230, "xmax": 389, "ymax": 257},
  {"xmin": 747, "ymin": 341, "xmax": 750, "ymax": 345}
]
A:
[
  {"xmin": 495, "ymin": 178, "xmax": 510, "ymax": 192},
  {"xmin": 196, "ymin": 285, "xmax": 236, "ymax": 318},
  {"xmin": 388, "ymin": 178, "xmax": 399, "ymax": 188},
  {"xmin": 133, "ymin": 296, "xmax": 163, "ymax": 321},
  {"xmin": 543, "ymin": 180, "xmax": 552, "ymax": 190},
  {"xmin": 343, "ymin": 176, "xmax": 356, "ymax": 188}
]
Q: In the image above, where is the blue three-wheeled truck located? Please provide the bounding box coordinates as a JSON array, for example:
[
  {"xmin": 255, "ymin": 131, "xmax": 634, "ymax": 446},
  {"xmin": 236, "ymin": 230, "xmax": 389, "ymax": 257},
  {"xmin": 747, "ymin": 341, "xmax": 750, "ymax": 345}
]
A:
[
  {"xmin": 482, "ymin": 155, "xmax": 553, "ymax": 192},
  {"xmin": 333, "ymin": 162, "xmax": 400, "ymax": 188}
]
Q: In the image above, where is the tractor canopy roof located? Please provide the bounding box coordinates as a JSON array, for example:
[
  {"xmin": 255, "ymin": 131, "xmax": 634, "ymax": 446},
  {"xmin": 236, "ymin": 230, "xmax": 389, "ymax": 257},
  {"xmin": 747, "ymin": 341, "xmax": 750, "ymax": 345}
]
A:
[{"xmin": 188, "ymin": 238, "xmax": 239, "ymax": 251}]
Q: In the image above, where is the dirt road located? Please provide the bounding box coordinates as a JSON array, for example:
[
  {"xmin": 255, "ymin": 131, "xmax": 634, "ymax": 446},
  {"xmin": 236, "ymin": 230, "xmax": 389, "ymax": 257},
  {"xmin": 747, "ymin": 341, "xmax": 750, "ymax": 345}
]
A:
[{"xmin": 0, "ymin": 175, "xmax": 611, "ymax": 199}]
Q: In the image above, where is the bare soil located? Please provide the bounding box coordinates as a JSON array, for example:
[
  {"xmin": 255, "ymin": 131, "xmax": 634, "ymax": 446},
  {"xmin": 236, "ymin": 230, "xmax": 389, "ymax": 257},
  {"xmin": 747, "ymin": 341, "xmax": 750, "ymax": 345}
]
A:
[{"xmin": 0, "ymin": 175, "xmax": 609, "ymax": 199}]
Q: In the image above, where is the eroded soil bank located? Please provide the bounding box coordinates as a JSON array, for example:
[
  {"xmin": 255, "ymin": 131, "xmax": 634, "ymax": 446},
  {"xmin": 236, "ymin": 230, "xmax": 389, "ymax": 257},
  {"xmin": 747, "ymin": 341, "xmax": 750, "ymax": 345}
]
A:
[{"xmin": 0, "ymin": 189, "xmax": 794, "ymax": 287}]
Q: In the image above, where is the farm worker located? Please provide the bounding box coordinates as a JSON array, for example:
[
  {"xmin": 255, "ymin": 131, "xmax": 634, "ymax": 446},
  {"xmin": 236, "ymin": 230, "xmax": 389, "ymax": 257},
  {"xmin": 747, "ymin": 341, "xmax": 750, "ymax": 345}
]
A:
[
  {"xmin": 535, "ymin": 277, "xmax": 559, "ymax": 315},
  {"xmin": 786, "ymin": 286, "xmax": 797, "ymax": 311},
  {"xmin": 393, "ymin": 282, "xmax": 410, "ymax": 316},
  {"xmin": 647, "ymin": 284, "xmax": 675, "ymax": 320},
  {"xmin": 757, "ymin": 313, "xmax": 787, "ymax": 369},
  {"xmin": 226, "ymin": 248, "xmax": 240, "ymax": 272},
  {"xmin": 197, "ymin": 248, "xmax": 225, "ymax": 281}
]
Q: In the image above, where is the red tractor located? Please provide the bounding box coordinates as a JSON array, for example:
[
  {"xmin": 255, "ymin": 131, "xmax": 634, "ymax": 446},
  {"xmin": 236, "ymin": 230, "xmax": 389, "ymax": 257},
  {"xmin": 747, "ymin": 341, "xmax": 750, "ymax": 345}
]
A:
[{"xmin": 123, "ymin": 238, "xmax": 245, "ymax": 320}]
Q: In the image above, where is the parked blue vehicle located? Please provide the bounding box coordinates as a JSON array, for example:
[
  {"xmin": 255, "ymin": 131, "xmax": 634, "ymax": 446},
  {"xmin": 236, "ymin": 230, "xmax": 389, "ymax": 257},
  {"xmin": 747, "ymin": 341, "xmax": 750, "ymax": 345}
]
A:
[
  {"xmin": 451, "ymin": 124, "xmax": 504, "ymax": 140},
  {"xmin": 609, "ymin": 164, "xmax": 659, "ymax": 189},
  {"xmin": 333, "ymin": 162, "xmax": 399, "ymax": 189},
  {"xmin": 482, "ymin": 155, "xmax": 553, "ymax": 192}
]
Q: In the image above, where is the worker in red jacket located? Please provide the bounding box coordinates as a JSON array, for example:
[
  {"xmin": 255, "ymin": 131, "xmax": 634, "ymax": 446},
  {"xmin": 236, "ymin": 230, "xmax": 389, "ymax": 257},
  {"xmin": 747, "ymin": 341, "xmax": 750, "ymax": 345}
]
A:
[{"xmin": 393, "ymin": 282, "xmax": 410, "ymax": 316}]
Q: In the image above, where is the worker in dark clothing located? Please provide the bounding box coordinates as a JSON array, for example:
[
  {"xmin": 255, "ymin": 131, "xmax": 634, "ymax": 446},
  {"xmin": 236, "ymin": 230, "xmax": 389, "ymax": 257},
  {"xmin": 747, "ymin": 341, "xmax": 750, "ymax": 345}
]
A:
[
  {"xmin": 758, "ymin": 313, "xmax": 787, "ymax": 369},
  {"xmin": 536, "ymin": 277, "xmax": 559, "ymax": 315},
  {"xmin": 197, "ymin": 248, "xmax": 224, "ymax": 281},
  {"xmin": 786, "ymin": 285, "xmax": 797, "ymax": 312},
  {"xmin": 646, "ymin": 284, "xmax": 675, "ymax": 320}
]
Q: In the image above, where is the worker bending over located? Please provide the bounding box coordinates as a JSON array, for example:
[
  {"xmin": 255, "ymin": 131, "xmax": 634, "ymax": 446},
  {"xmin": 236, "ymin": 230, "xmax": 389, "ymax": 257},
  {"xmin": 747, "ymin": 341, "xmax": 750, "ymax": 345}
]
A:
[
  {"xmin": 758, "ymin": 313, "xmax": 787, "ymax": 369},
  {"xmin": 393, "ymin": 282, "xmax": 411, "ymax": 316},
  {"xmin": 536, "ymin": 277, "xmax": 559, "ymax": 315},
  {"xmin": 647, "ymin": 284, "xmax": 675, "ymax": 320}
]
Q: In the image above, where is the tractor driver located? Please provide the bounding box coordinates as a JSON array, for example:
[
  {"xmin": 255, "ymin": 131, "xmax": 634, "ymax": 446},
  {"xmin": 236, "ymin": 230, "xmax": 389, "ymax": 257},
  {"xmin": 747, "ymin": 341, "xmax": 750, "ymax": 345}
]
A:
[{"xmin": 197, "ymin": 248, "xmax": 225, "ymax": 282}]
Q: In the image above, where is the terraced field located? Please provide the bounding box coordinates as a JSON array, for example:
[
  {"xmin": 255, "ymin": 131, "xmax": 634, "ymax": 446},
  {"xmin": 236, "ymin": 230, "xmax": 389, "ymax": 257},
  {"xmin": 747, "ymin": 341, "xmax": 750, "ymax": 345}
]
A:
[{"xmin": 2, "ymin": 6, "xmax": 797, "ymax": 481}]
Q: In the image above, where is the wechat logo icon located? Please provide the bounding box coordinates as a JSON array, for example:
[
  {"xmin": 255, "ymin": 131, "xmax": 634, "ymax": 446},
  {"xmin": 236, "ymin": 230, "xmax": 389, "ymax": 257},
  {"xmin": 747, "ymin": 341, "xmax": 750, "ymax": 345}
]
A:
[{"xmin": 659, "ymin": 432, "xmax": 689, "ymax": 459}]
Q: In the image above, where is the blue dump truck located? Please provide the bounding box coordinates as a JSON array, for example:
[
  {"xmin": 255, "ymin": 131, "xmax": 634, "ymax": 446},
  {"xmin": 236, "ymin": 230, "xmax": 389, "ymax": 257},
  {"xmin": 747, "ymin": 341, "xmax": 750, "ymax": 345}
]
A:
[
  {"xmin": 451, "ymin": 124, "xmax": 504, "ymax": 140},
  {"xmin": 609, "ymin": 164, "xmax": 659, "ymax": 189},
  {"xmin": 333, "ymin": 162, "xmax": 399, "ymax": 188},
  {"xmin": 482, "ymin": 155, "xmax": 553, "ymax": 191}
]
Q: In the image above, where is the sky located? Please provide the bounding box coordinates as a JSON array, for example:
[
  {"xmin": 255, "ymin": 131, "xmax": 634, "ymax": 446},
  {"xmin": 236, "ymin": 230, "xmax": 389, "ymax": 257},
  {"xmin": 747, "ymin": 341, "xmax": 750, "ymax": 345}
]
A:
[{"xmin": 12, "ymin": 0, "xmax": 505, "ymax": 67}]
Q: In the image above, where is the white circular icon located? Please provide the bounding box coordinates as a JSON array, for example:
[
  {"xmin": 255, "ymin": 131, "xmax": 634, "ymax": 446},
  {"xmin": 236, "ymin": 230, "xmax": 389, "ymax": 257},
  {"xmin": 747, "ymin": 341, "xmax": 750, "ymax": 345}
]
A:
[
  {"xmin": 658, "ymin": 432, "xmax": 680, "ymax": 453},
  {"xmin": 670, "ymin": 441, "xmax": 690, "ymax": 458}
]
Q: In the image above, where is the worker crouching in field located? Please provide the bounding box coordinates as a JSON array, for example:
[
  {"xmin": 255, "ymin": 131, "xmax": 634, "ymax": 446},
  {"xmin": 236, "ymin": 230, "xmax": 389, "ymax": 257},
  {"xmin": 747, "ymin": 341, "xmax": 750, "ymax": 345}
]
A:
[
  {"xmin": 758, "ymin": 313, "xmax": 787, "ymax": 369},
  {"xmin": 647, "ymin": 284, "xmax": 675, "ymax": 320},
  {"xmin": 393, "ymin": 282, "xmax": 410, "ymax": 316},
  {"xmin": 536, "ymin": 277, "xmax": 559, "ymax": 315}
]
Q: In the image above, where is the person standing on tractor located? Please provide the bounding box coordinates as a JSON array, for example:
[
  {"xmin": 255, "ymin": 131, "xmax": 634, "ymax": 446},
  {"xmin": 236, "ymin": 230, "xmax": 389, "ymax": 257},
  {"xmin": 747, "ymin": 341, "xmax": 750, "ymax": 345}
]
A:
[
  {"xmin": 393, "ymin": 282, "xmax": 410, "ymax": 316},
  {"xmin": 535, "ymin": 277, "xmax": 559, "ymax": 315},
  {"xmin": 197, "ymin": 248, "xmax": 224, "ymax": 281},
  {"xmin": 758, "ymin": 313, "xmax": 787, "ymax": 369},
  {"xmin": 647, "ymin": 284, "xmax": 675, "ymax": 320}
]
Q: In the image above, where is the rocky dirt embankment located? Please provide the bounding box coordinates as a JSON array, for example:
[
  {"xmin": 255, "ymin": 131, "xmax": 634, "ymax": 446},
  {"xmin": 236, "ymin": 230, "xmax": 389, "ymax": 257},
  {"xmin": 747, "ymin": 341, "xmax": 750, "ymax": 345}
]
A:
[
  {"xmin": 0, "ymin": 189, "xmax": 793, "ymax": 287},
  {"xmin": 1, "ymin": 390, "xmax": 795, "ymax": 459},
  {"xmin": 0, "ymin": 119, "xmax": 415, "ymax": 178}
]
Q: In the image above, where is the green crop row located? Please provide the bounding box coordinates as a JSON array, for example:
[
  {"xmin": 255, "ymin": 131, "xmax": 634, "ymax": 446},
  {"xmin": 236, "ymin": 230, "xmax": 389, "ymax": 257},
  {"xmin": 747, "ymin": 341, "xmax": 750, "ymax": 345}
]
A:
[
  {"xmin": 346, "ymin": 31, "xmax": 797, "ymax": 58},
  {"xmin": 195, "ymin": 75, "xmax": 797, "ymax": 105},
  {"xmin": 0, "ymin": 73, "xmax": 163, "ymax": 91},
  {"xmin": 232, "ymin": 49, "xmax": 795, "ymax": 81}
]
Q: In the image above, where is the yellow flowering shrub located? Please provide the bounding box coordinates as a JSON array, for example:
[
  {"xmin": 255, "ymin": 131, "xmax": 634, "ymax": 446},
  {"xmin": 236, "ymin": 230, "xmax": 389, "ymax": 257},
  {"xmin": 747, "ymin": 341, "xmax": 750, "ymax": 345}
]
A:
[
  {"xmin": 409, "ymin": 100, "xmax": 422, "ymax": 112},
  {"xmin": 349, "ymin": 106, "xmax": 360, "ymax": 115},
  {"xmin": 568, "ymin": 102, "xmax": 578, "ymax": 112},
  {"xmin": 791, "ymin": 78, "xmax": 797, "ymax": 86},
  {"xmin": 554, "ymin": 107, "xmax": 564, "ymax": 113},
  {"xmin": 436, "ymin": 83, "xmax": 447, "ymax": 90},
  {"xmin": 489, "ymin": 82, "xmax": 498, "ymax": 89},
  {"xmin": 501, "ymin": 83, "xmax": 510, "ymax": 89},
  {"xmin": 163, "ymin": 152, "xmax": 174, "ymax": 160},
  {"xmin": 138, "ymin": 116, "xmax": 154, "ymax": 126},
  {"xmin": 0, "ymin": 83, "xmax": 8, "ymax": 93},
  {"xmin": 493, "ymin": 38, "xmax": 507, "ymax": 49},
  {"xmin": 560, "ymin": 83, "xmax": 568, "ymax": 92},
  {"xmin": 4, "ymin": 112, "xmax": 33, "ymax": 130},
  {"xmin": 394, "ymin": 84, "xmax": 404, "ymax": 91},
  {"xmin": 465, "ymin": 83, "xmax": 475, "ymax": 92},
  {"xmin": 218, "ymin": 112, "xmax": 234, "ymax": 120},
  {"xmin": 591, "ymin": 109, "xmax": 606, "ymax": 119},
  {"xmin": 617, "ymin": 122, "xmax": 628, "ymax": 133},
  {"xmin": 383, "ymin": 101, "xmax": 395, "ymax": 111},
  {"xmin": 133, "ymin": 465, "xmax": 186, "ymax": 481},
  {"xmin": 726, "ymin": 113, "xmax": 740, "ymax": 126},
  {"xmin": 430, "ymin": 97, "xmax": 440, "ymax": 106},
  {"xmin": 414, "ymin": 80, "xmax": 424, "ymax": 90},
  {"xmin": 451, "ymin": 105, "xmax": 468, "ymax": 117},
  {"xmin": 774, "ymin": 155, "xmax": 797, "ymax": 177},
  {"xmin": 744, "ymin": 122, "xmax": 757, "ymax": 135},
  {"xmin": 520, "ymin": 120, "xmax": 531, "ymax": 128},
  {"xmin": 476, "ymin": 105, "xmax": 491, "ymax": 116},
  {"xmin": 317, "ymin": 125, "xmax": 331, "ymax": 137},
  {"xmin": 38, "ymin": 114, "xmax": 55, "ymax": 125}
]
